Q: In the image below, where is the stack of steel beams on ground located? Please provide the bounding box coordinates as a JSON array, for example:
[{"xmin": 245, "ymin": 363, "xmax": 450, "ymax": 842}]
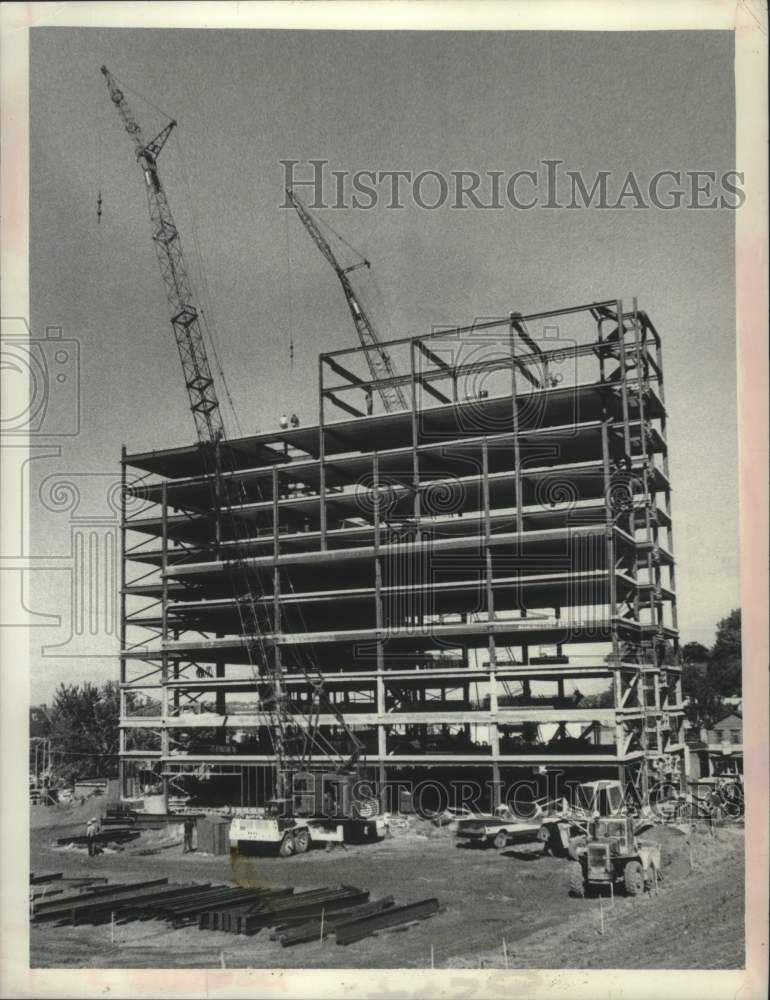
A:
[
  {"xmin": 30, "ymin": 874, "xmax": 108, "ymax": 901},
  {"xmin": 31, "ymin": 878, "xmax": 443, "ymax": 946},
  {"xmin": 201, "ymin": 886, "xmax": 370, "ymax": 935},
  {"xmin": 275, "ymin": 897, "xmax": 396, "ymax": 946},
  {"xmin": 30, "ymin": 872, "xmax": 64, "ymax": 885},
  {"xmin": 161, "ymin": 886, "xmax": 294, "ymax": 927},
  {"xmin": 333, "ymin": 898, "xmax": 441, "ymax": 945},
  {"xmin": 31, "ymin": 878, "xmax": 171, "ymax": 923},
  {"xmin": 100, "ymin": 808, "xmax": 201, "ymax": 828}
]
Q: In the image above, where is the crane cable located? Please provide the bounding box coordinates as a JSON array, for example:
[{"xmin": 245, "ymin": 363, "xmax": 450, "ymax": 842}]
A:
[
  {"xmin": 307, "ymin": 203, "xmax": 365, "ymax": 266},
  {"xmin": 284, "ymin": 205, "xmax": 295, "ymax": 369},
  {"xmin": 110, "ymin": 70, "xmax": 176, "ymax": 126}
]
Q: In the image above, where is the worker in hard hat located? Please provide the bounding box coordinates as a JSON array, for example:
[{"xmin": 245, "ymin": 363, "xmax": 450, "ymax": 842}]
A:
[
  {"xmin": 279, "ymin": 413, "xmax": 289, "ymax": 429},
  {"xmin": 86, "ymin": 816, "xmax": 101, "ymax": 857},
  {"xmin": 290, "ymin": 413, "xmax": 300, "ymax": 428}
]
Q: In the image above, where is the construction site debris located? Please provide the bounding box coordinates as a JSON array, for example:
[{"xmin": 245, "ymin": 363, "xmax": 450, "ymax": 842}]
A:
[{"xmin": 30, "ymin": 873, "xmax": 442, "ymax": 948}]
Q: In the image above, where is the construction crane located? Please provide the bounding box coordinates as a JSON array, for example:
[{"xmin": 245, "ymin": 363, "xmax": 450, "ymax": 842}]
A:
[
  {"xmin": 101, "ymin": 66, "xmax": 366, "ymax": 806},
  {"xmin": 286, "ymin": 187, "xmax": 409, "ymax": 413}
]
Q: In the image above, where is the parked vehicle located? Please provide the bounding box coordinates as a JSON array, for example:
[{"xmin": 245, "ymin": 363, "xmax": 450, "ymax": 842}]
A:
[
  {"xmin": 455, "ymin": 804, "xmax": 541, "ymax": 849},
  {"xmin": 568, "ymin": 815, "xmax": 661, "ymax": 897},
  {"xmin": 230, "ymin": 769, "xmax": 384, "ymax": 856}
]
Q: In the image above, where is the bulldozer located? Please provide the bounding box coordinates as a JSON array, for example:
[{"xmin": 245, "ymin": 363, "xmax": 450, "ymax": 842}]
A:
[{"xmin": 568, "ymin": 815, "xmax": 661, "ymax": 898}]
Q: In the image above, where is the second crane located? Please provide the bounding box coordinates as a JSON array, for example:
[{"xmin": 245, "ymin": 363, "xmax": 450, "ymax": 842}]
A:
[{"xmin": 286, "ymin": 188, "xmax": 408, "ymax": 414}]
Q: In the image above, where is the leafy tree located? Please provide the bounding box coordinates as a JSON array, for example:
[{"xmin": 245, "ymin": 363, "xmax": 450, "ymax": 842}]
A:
[
  {"xmin": 708, "ymin": 609, "xmax": 742, "ymax": 696},
  {"xmin": 681, "ymin": 609, "xmax": 741, "ymax": 730},
  {"xmin": 47, "ymin": 681, "xmax": 161, "ymax": 784},
  {"xmin": 47, "ymin": 681, "xmax": 120, "ymax": 784},
  {"xmin": 682, "ymin": 663, "xmax": 724, "ymax": 732},
  {"xmin": 681, "ymin": 641, "xmax": 709, "ymax": 665}
]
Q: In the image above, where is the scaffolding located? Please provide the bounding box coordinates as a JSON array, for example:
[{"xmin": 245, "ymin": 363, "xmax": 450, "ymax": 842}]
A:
[{"xmin": 118, "ymin": 297, "xmax": 684, "ymax": 809}]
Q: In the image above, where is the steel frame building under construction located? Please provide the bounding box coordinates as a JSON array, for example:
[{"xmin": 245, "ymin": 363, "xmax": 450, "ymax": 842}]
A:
[{"xmin": 119, "ymin": 297, "xmax": 684, "ymax": 810}]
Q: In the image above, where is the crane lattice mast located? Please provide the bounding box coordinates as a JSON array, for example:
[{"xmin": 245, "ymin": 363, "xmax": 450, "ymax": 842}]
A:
[
  {"xmin": 102, "ymin": 66, "xmax": 367, "ymax": 789},
  {"xmin": 286, "ymin": 188, "xmax": 408, "ymax": 413}
]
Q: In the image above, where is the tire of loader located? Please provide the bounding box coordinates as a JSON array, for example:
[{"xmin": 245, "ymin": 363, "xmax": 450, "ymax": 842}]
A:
[
  {"xmin": 294, "ymin": 829, "xmax": 310, "ymax": 854},
  {"xmin": 278, "ymin": 833, "xmax": 296, "ymax": 857},
  {"xmin": 623, "ymin": 859, "xmax": 644, "ymax": 896},
  {"xmin": 568, "ymin": 863, "xmax": 585, "ymax": 898},
  {"xmin": 493, "ymin": 831, "xmax": 509, "ymax": 850}
]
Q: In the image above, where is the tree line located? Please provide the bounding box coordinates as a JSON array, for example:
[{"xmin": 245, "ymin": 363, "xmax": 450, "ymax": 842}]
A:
[{"xmin": 681, "ymin": 608, "xmax": 741, "ymax": 731}]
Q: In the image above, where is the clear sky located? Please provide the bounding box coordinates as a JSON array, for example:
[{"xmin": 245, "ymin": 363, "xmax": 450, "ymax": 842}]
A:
[{"xmin": 26, "ymin": 28, "xmax": 738, "ymax": 703}]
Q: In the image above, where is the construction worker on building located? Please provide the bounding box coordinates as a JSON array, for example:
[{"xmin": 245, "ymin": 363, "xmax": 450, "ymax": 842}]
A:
[{"xmin": 279, "ymin": 413, "xmax": 289, "ymax": 429}]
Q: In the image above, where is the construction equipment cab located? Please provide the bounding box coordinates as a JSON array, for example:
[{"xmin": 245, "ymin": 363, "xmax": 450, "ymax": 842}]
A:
[
  {"xmin": 537, "ymin": 779, "xmax": 628, "ymax": 857},
  {"xmin": 291, "ymin": 770, "xmax": 379, "ymax": 820},
  {"xmin": 574, "ymin": 780, "xmax": 625, "ymax": 817}
]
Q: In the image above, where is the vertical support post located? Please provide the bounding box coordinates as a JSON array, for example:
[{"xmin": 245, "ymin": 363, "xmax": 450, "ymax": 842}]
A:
[
  {"xmin": 215, "ymin": 660, "xmax": 226, "ymax": 717},
  {"xmin": 160, "ymin": 479, "xmax": 169, "ymax": 810},
  {"xmin": 372, "ymin": 451, "xmax": 387, "ymax": 802},
  {"xmin": 508, "ymin": 319, "xmax": 524, "ymax": 533},
  {"xmin": 119, "ymin": 446, "xmax": 128, "ymax": 799},
  {"xmin": 491, "ymin": 759, "xmax": 501, "ymax": 810},
  {"xmin": 373, "ymin": 450, "xmax": 383, "ymax": 628},
  {"xmin": 650, "ymin": 317, "xmax": 677, "ymax": 637},
  {"xmin": 270, "ymin": 465, "xmax": 286, "ymax": 800},
  {"xmin": 409, "ymin": 340, "xmax": 420, "ymax": 521},
  {"xmin": 597, "ymin": 311, "xmax": 606, "ymax": 383},
  {"xmin": 318, "ymin": 357, "xmax": 327, "ymax": 549},
  {"xmin": 480, "ymin": 333, "xmax": 503, "ymax": 811},
  {"xmin": 615, "ymin": 298, "xmax": 632, "ymax": 458},
  {"xmin": 272, "ymin": 467, "xmax": 280, "ymax": 564},
  {"xmin": 631, "ymin": 297, "xmax": 646, "ymax": 423},
  {"xmin": 482, "ymin": 438, "xmax": 498, "ymax": 713},
  {"xmin": 377, "ymin": 727, "xmax": 387, "ymax": 808},
  {"xmin": 601, "ymin": 419, "xmax": 618, "ymax": 659},
  {"xmin": 213, "ymin": 438, "xmax": 223, "ymax": 556}
]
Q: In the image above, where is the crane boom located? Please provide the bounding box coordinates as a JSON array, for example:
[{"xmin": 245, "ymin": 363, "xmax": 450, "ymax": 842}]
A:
[
  {"xmin": 102, "ymin": 67, "xmax": 365, "ymax": 789},
  {"xmin": 286, "ymin": 188, "xmax": 408, "ymax": 413},
  {"xmin": 101, "ymin": 66, "xmax": 224, "ymax": 445}
]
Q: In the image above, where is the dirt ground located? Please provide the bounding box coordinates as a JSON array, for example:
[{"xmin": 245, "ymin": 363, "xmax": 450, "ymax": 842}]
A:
[{"xmin": 30, "ymin": 806, "xmax": 745, "ymax": 970}]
